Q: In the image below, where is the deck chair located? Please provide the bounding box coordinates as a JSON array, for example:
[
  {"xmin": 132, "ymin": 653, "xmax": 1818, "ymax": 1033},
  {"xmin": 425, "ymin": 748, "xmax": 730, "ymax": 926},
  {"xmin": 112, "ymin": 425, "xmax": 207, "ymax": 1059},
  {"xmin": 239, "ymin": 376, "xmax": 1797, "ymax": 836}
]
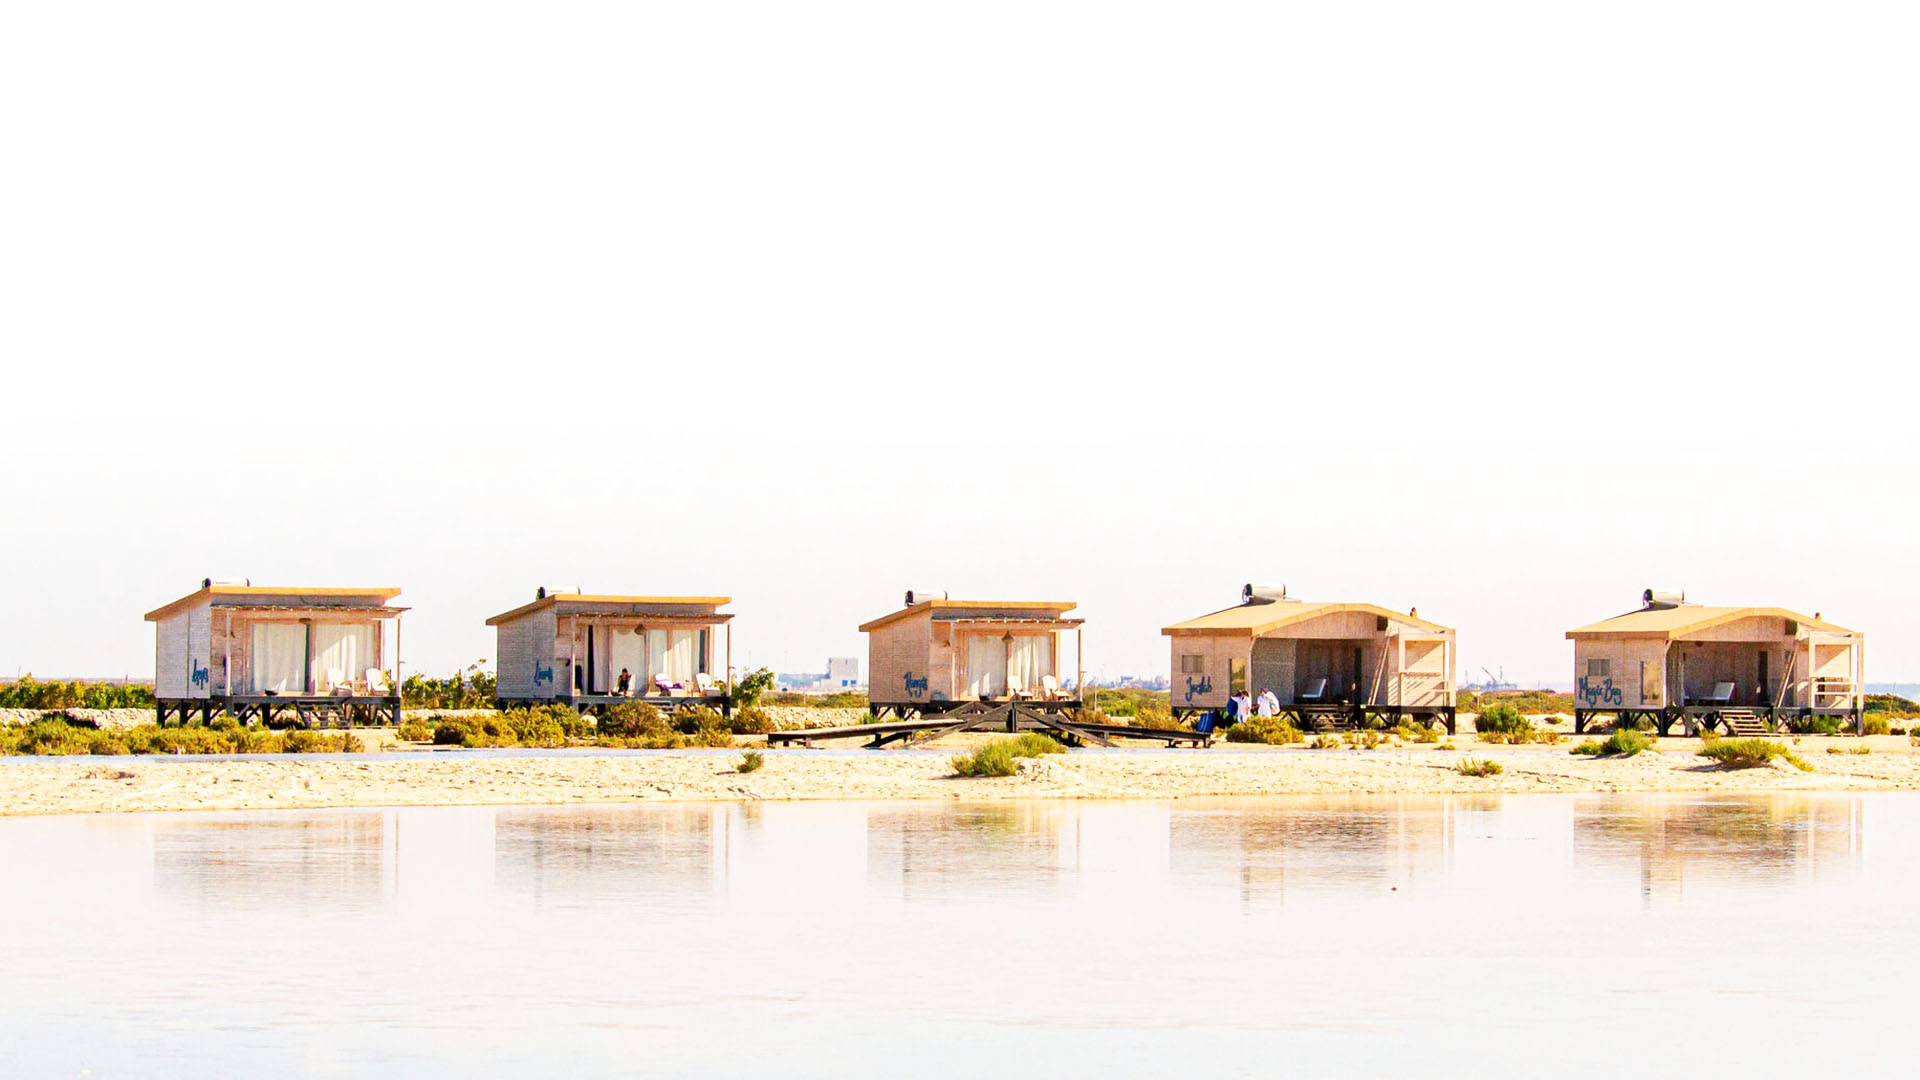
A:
[
  {"xmin": 1297, "ymin": 678, "xmax": 1329, "ymax": 704},
  {"xmin": 1008, "ymin": 676, "xmax": 1034, "ymax": 700},
  {"xmin": 694, "ymin": 672, "xmax": 723, "ymax": 697},
  {"xmin": 1040, "ymin": 674, "xmax": 1067, "ymax": 701},
  {"xmin": 1699, "ymin": 681, "xmax": 1736, "ymax": 707},
  {"xmin": 653, "ymin": 674, "xmax": 685, "ymax": 697},
  {"xmin": 325, "ymin": 667, "xmax": 352, "ymax": 696},
  {"xmin": 364, "ymin": 668, "xmax": 390, "ymax": 695}
]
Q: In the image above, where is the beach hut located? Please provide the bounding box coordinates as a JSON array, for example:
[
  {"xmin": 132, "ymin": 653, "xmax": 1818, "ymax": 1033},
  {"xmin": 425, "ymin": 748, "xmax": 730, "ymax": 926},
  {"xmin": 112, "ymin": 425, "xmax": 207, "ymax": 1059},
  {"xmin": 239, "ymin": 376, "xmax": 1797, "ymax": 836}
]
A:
[
  {"xmin": 145, "ymin": 578, "xmax": 405, "ymax": 726},
  {"xmin": 1162, "ymin": 585, "xmax": 1457, "ymax": 732},
  {"xmin": 488, "ymin": 588, "xmax": 733, "ymax": 715},
  {"xmin": 1567, "ymin": 589, "xmax": 1865, "ymax": 735},
  {"xmin": 861, "ymin": 591, "xmax": 1084, "ymax": 718}
]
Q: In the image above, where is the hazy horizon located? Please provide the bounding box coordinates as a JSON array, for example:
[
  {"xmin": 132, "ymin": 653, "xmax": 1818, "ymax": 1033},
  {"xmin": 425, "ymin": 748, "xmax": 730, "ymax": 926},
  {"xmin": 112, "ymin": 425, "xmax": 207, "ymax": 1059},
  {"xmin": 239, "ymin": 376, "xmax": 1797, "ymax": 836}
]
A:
[{"xmin": 4, "ymin": 2, "xmax": 1915, "ymax": 686}]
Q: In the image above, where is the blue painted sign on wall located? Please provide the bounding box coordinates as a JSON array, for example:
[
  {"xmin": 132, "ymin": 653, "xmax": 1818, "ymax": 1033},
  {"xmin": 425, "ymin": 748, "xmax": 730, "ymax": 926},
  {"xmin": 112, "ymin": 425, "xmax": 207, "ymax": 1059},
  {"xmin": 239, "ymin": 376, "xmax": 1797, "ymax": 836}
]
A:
[
  {"xmin": 903, "ymin": 672, "xmax": 928, "ymax": 699},
  {"xmin": 533, "ymin": 661, "xmax": 554, "ymax": 686},
  {"xmin": 1577, "ymin": 676, "xmax": 1623, "ymax": 707},
  {"xmin": 189, "ymin": 659, "xmax": 210, "ymax": 689},
  {"xmin": 1182, "ymin": 674, "xmax": 1214, "ymax": 703}
]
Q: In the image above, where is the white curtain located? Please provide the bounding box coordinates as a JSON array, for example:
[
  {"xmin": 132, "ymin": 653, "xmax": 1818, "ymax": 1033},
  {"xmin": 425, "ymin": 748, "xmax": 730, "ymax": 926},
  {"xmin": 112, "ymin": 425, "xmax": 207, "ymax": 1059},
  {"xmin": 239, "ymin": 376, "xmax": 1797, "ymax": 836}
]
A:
[
  {"xmin": 967, "ymin": 635, "xmax": 1007, "ymax": 698},
  {"xmin": 251, "ymin": 623, "xmax": 308, "ymax": 694},
  {"xmin": 312, "ymin": 624, "xmax": 374, "ymax": 691},
  {"xmin": 1007, "ymin": 635, "xmax": 1052, "ymax": 693},
  {"xmin": 647, "ymin": 629, "xmax": 669, "ymax": 685},
  {"xmin": 665, "ymin": 629, "xmax": 697, "ymax": 684},
  {"xmin": 608, "ymin": 628, "xmax": 646, "ymax": 694}
]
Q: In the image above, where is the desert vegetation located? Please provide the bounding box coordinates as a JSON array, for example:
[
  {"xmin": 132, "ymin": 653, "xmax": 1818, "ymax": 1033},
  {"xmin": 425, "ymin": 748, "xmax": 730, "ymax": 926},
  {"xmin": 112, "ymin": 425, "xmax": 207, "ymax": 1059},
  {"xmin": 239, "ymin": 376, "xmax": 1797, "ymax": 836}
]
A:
[
  {"xmin": 0, "ymin": 714, "xmax": 362, "ymax": 756},
  {"xmin": 950, "ymin": 733, "xmax": 1067, "ymax": 777}
]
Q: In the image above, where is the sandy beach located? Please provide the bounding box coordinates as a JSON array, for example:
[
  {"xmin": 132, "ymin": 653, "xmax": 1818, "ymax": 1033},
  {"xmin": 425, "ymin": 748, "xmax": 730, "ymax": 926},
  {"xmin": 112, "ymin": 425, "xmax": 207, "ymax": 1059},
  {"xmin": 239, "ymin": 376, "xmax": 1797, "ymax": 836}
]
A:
[{"xmin": 4, "ymin": 734, "xmax": 1919, "ymax": 816}]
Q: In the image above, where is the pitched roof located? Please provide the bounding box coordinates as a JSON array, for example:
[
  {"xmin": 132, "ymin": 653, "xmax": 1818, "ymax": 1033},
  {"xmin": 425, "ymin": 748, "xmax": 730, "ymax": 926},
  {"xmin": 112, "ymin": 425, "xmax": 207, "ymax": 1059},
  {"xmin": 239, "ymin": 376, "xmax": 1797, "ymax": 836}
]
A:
[
  {"xmin": 145, "ymin": 586, "xmax": 401, "ymax": 622},
  {"xmin": 486, "ymin": 595, "xmax": 731, "ymax": 626},
  {"xmin": 1162, "ymin": 602, "xmax": 1449, "ymax": 637},
  {"xmin": 1565, "ymin": 605, "xmax": 1854, "ymax": 639},
  {"xmin": 859, "ymin": 600, "xmax": 1077, "ymax": 633}
]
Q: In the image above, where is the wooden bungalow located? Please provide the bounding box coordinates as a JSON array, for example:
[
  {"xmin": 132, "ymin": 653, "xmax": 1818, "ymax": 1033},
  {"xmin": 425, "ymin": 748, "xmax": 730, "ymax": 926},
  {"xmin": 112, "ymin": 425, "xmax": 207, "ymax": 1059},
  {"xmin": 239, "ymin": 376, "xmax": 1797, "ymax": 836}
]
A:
[
  {"xmin": 1163, "ymin": 585, "xmax": 1457, "ymax": 732},
  {"xmin": 1567, "ymin": 589, "xmax": 1865, "ymax": 735},
  {"xmin": 861, "ymin": 591, "xmax": 1084, "ymax": 719},
  {"xmin": 145, "ymin": 578, "xmax": 405, "ymax": 726},
  {"xmin": 489, "ymin": 587, "xmax": 733, "ymax": 715}
]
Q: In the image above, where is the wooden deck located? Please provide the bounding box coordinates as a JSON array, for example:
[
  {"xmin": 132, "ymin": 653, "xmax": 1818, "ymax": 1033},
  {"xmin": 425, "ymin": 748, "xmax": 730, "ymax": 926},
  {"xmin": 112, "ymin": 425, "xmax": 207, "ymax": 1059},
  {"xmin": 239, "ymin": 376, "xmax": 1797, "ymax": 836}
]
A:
[
  {"xmin": 767, "ymin": 702, "xmax": 1210, "ymax": 749},
  {"xmin": 157, "ymin": 695, "xmax": 401, "ymax": 727}
]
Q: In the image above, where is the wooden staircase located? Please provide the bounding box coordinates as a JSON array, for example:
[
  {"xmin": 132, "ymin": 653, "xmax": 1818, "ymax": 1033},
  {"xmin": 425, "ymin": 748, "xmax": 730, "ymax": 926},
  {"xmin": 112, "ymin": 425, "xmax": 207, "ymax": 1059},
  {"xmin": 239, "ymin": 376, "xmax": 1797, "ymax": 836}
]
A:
[{"xmin": 1717, "ymin": 709, "xmax": 1771, "ymax": 737}]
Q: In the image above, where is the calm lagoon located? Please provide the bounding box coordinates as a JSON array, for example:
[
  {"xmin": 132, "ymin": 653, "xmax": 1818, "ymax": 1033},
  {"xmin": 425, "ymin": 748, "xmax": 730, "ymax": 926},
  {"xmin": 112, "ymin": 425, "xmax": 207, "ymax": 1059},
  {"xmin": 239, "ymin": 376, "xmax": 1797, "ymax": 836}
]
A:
[{"xmin": 0, "ymin": 794, "xmax": 1911, "ymax": 1078}]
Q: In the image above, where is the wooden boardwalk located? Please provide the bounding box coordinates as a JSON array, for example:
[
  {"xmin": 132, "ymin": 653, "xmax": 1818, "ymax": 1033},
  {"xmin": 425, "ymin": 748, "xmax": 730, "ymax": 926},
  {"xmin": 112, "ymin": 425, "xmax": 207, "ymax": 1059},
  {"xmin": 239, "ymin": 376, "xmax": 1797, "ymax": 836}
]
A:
[{"xmin": 765, "ymin": 702, "xmax": 1210, "ymax": 749}]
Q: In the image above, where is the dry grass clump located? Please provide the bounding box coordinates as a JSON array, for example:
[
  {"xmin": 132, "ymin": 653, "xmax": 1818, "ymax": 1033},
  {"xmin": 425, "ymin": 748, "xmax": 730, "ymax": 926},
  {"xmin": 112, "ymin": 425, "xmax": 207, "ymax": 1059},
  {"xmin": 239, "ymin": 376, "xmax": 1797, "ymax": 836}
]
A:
[
  {"xmin": 1473, "ymin": 703, "xmax": 1561, "ymax": 744},
  {"xmin": 1224, "ymin": 716, "xmax": 1304, "ymax": 745},
  {"xmin": 1698, "ymin": 737, "xmax": 1812, "ymax": 772},
  {"xmin": 950, "ymin": 733, "xmax": 1066, "ymax": 777},
  {"xmin": 1569, "ymin": 729, "xmax": 1653, "ymax": 758},
  {"xmin": 736, "ymin": 750, "xmax": 765, "ymax": 773},
  {"xmin": 1455, "ymin": 758, "xmax": 1503, "ymax": 777}
]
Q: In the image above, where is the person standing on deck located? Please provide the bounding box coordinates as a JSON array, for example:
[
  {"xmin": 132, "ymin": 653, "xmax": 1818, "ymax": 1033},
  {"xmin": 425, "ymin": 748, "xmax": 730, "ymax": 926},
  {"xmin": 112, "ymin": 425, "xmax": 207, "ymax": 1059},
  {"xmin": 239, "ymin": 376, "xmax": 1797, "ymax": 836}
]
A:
[{"xmin": 1257, "ymin": 687, "xmax": 1278, "ymax": 718}]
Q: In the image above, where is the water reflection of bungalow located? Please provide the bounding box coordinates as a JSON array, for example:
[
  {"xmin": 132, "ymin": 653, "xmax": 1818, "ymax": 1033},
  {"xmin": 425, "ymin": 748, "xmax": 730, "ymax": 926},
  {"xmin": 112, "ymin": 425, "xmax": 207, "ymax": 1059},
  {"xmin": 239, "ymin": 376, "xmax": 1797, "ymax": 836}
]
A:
[
  {"xmin": 1167, "ymin": 800, "xmax": 1453, "ymax": 901},
  {"xmin": 489, "ymin": 587, "xmax": 733, "ymax": 715},
  {"xmin": 146, "ymin": 579, "xmax": 405, "ymax": 726},
  {"xmin": 154, "ymin": 814, "xmax": 388, "ymax": 911},
  {"xmin": 1571, "ymin": 795, "xmax": 1861, "ymax": 896},
  {"xmin": 1164, "ymin": 585, "xmax": 1457, "ymax": 732},
  {"xmin": 862, "ymin": 591, "xmax": 1084, "ymax": 719},
  {"xmin": 493, "ymin": 807, "xmax": 723, "ymax": 896},
  {"xmin": 1568, "ymin": 589, "xmax": 1865, "ymax": 735}
]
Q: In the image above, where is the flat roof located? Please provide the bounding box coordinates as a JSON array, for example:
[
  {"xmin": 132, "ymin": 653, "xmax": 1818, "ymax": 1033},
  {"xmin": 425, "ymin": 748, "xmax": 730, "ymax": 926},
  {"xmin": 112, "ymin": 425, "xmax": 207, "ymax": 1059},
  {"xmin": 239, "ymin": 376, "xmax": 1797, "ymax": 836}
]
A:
[
  {"xmin": 1163, "ymin": 601, "xmax": 1450, "ymax": 638},
  {"xmin": 486, "ymin": 594, "xmax": 732, "ymax": 625},
  {"xmin": 145, "ymin": 586, "xmax": 402, "ymax": 622},
  {"xmin": 1566, "ymin": 605, "xmax": 1854, "ymax": 639},
  {"xmin": 859, "ymin": 600, "xmax": 1077, "ymax": 633}
]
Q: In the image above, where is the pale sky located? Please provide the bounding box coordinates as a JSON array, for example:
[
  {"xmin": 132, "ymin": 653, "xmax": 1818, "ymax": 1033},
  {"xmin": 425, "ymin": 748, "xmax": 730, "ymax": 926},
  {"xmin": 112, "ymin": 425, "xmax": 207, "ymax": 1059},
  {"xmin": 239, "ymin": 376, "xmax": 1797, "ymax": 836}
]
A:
[{"xmin": 3, "ymin": 2, "xmax": 1915, "ymax": 686}]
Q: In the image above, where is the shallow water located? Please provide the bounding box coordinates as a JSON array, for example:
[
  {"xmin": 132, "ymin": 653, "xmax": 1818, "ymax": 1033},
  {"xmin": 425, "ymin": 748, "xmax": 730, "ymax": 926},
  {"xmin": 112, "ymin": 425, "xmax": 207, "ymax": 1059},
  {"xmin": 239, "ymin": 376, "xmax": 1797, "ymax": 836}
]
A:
[{"xmin": 0, "ymin": 794, "xmax": 1911, "ymax": 1078}]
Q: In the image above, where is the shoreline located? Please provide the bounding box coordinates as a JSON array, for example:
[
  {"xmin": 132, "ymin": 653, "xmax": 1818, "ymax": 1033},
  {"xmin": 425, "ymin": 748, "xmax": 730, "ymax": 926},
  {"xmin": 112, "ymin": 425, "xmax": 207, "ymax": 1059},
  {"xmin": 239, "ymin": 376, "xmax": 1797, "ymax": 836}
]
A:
[{"xmin": 4, "ymin": 736, "xmax": 1920, "ymax": 817}]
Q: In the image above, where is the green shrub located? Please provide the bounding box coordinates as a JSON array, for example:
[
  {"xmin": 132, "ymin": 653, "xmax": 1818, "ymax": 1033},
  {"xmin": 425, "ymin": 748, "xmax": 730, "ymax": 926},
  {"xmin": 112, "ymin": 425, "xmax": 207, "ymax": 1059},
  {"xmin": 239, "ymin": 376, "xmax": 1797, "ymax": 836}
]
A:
[
  {"xmin": 950, "ymin": 733, "xmax": 1065, "ymax": 777},
  {"xmin": 600, "ymin": 702, "xmax": 668, "ymax": 737},
  {"xmin": 399, "ymin": 662, "xmax": 496, "ymax": 709},
  {"xmin": 1787, "ymin": 715, "xmax": 1847, "ymax": 735},
  {"xmin": 1570, "ymin": 729, "xmax": 1653, "ymax": 757},
  {"xmin": 1699, "ymin": 738, "xmax": 1813, "ymax": 771},
  {"xmin": 1224, "ymin": 716, "xmax": 1304, "ymax": 745},
  {"xmin": 1863, "ymin": 715, "xmax": 1890, "ymax": 737},
  {"xmin": 1475, "ymin": 703, "xmax": 1531, "ymax": 736},
  {"xmin": 1394, "ymin": 721, "xmax": 1441, "ymax": 744},
  {"xmin": 952, "ymin": 742, "xmax": 1019, "ymax": 777},
  {"xmin": 736, "ymin": 750, "xmax": 765, "ymax": 773},
  {"xmin": 397, "ymin": 721, "xmax": 432, "ymax": 742},
  {"xmin": 1455, "ymin": 757, "xmax": 1503, "ymax": 777},
  {"xmin": 1828, "ymin": 745, "xmax": 1872, "ymax": 755},
  {"xmin": 674, "ymin": 706, "xmax": 728, "ymax": 734},
  {"xmin": 0, "ymin": 677, "xmax": 156, "ymax": 710},
  {"xmin": 728, "ymin": 706, "xmax": 776, "ymax": 735},
  {"xmin": 728, "ymin": 667, "xmax": 775, "ymax": 709}
]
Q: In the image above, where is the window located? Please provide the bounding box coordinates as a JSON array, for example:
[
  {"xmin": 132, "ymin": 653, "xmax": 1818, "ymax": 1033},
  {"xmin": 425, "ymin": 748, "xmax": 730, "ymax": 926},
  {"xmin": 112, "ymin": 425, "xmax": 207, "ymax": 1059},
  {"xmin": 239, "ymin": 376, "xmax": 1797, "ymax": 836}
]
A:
[
  {"xmin": 1586, "ymin": 659, "xmax": 1610, "ymax": 678},
  {"xmin": 1179, "ymin": 654, "xmax": 1205, "ymax": 674}
]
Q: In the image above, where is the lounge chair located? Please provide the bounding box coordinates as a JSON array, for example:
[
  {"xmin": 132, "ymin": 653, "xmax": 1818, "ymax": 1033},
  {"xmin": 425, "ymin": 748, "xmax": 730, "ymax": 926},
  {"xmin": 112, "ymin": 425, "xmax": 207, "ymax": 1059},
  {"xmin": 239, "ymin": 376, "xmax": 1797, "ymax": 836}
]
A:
[
  {"xmin": 653, "ymin": 674, "xmax": 686, "ymax": 697},
  {"xmin": 695, "ymin": 672, "xmax": 723, "ymax": 698},
  {"xmin": 1298, "ymin": 678, "xmax": 1329, "ymax": 704},
  {"xmin": 364, "ymin": 668, "xmax": 390, "ymax": 696},
  {"xmin": 1697, "ymin": 682, "xmax": 1736, "ymax": 707},
  {"xmin": 1040, "ymin": 674, "xmax": 1068, "ymax": 701},
  {"xmin": 326, "ymin": 667, "xmax": 353, "ymax": 696},
  {"xmin": 1009, "ymin": 676, "xmax": 1034, "ymax": 701}
]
